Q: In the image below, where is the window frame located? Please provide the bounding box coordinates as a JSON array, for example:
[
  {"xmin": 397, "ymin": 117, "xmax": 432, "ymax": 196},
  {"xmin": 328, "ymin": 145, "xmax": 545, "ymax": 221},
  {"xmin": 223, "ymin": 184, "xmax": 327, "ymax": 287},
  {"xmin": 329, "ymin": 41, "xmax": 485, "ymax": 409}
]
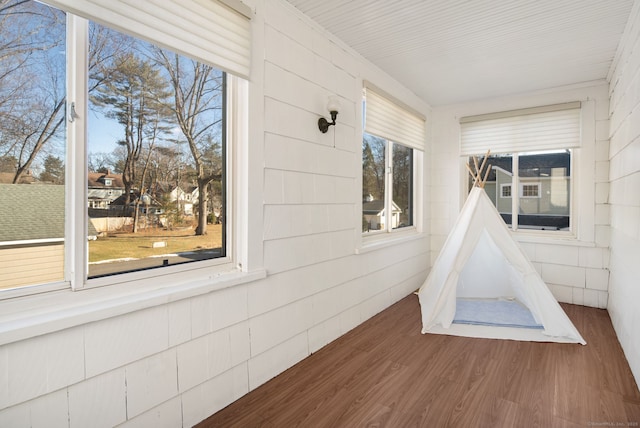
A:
[
  {"xmin": 76, "ymin": 19, "xmax": 238, "ymax": 290},
  {"xmin": 0, "ymin": 5, "xmax": 245, "ymax": 297},
  {"xmin": 520, "ymin": 182, "xmax": 541, "ymax": 198},
  {"xmin": 362, "ymin": 136, "xmax": 418, "ymax": 236},
  {"xmin": 0, "ymin": 63, "xmax": 260, "ymax": 344},
  {"xmin": 465, "ymin": 150, "xmax": 574, "ymax": 235},
  {"xmin": 360, "ymin": 84, "xmax": 425, "ymax": 247},
  {"xmin": 500, "ymin": 184, "xmax": 512, "ymax": 198},
  {"xmin": 459, "ymin": 101, "xmax": 587, "ymax": 239}
]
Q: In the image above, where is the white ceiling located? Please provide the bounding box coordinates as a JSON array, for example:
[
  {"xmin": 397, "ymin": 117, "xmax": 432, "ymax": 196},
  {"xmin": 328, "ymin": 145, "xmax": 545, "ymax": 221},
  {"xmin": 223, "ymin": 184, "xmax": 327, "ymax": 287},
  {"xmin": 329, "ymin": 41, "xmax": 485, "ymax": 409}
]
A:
[{"xmin": 285, "ymin": 0, "xmax": 635, "ymax": 106}]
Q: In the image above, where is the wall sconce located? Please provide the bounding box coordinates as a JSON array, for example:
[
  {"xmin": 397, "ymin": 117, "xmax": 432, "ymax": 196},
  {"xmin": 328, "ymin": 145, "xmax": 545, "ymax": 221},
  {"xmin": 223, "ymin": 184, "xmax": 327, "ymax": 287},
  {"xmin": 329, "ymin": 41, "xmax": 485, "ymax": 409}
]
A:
[{"xmin": 318, "ymin": 95, "xmax": 340, "ymax": 133}]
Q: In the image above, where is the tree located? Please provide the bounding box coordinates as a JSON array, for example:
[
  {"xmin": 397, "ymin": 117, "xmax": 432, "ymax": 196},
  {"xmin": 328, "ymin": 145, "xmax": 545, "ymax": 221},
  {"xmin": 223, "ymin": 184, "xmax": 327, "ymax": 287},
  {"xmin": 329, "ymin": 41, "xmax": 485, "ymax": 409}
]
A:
[
  {"xmin": 0, "ymin": 0, "xmax": 66, "ymax": 184},
  {"xmin": 1, "ymin": 1, "xmax": 134, "ymax": 184},
  {"xmin": 0, "ymin": 155, "xmax": 16, "ymax": 173},
  {"xmin": 88, "ymin": 152, "xmax": 117, "ymax": 173},
  {"xmin": 155, "ymin": 50, "xmax": 224, "ymax": 236},
  {"xmin": 143, "ymin": 144, "xmax": 182, "ymax": 200},
  {"xmin": 362, "ymin": 135, "xmax": 386, "ymax": 201},
  {"xmin": 39, "ymin": 154, "xmax": 64, "ymax": 183},
  {"xmin": 91, "ymin": 52, "xmax": 172, "ymax": 230}
]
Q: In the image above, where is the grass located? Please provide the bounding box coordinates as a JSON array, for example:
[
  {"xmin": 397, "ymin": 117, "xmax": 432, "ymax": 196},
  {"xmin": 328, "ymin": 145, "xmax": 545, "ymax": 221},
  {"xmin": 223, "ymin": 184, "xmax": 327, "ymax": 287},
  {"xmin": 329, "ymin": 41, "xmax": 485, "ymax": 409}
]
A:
[{"xmin": 89, "ymin": 224, "xmax": 223, "ymax": 263}]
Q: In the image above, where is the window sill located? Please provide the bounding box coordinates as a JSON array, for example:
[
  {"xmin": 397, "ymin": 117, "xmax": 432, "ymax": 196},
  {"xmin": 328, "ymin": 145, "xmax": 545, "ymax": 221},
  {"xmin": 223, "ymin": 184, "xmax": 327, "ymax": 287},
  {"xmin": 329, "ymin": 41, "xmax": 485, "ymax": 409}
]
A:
[
  {"xmin": 512, "ymin": 230, "xmax": 595, "ymax": 247},
  {"xmin": 356, "ymin": 228, "xmax": 424, "ymax": 254},
  {"xmin": 0, "ymin": 267, "xmax": 267, "ymax": 346}
]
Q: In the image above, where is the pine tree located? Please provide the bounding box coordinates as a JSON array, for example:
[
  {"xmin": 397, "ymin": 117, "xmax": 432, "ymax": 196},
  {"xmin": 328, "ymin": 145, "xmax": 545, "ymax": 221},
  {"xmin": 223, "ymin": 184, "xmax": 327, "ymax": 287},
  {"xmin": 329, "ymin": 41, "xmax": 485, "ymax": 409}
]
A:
[
  {"xmin": 91, "ymin": 53, "xmax": 172, "ymax": 230},
  {"xmin": 39, "ymin": 155, "xmax": 64, "ymax": 184}
]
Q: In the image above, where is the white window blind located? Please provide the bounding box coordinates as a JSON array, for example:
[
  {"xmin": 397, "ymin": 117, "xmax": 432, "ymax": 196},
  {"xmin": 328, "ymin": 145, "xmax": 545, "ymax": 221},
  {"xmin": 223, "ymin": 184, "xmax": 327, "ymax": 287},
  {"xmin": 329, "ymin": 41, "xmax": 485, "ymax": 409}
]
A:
[
  {"xmin": 460, "ymin": 102, "xmax": 581, "ymax": 155},
  {"xmin": 364, "ymin": 86, "xmax": 426, "ymax": 151},
  {"xmin": 46, "ymin": 0, "xmax": 252, "ymax": 78}
]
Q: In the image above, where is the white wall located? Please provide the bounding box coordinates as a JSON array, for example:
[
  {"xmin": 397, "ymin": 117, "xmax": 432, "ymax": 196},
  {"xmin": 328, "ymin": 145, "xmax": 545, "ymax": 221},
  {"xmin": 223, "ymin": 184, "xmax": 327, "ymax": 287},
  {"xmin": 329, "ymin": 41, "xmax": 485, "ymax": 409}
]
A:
[
  {"xmin": 0, "ymin": 1, "xmax": 430, "ymax": 427},
  {"xmin": 607, "ymin": 0, "xmax": 640, "ymax": 385},
  {"xmin": 431, "ymin": 83, "xmax": 611, "ymax": 309}
]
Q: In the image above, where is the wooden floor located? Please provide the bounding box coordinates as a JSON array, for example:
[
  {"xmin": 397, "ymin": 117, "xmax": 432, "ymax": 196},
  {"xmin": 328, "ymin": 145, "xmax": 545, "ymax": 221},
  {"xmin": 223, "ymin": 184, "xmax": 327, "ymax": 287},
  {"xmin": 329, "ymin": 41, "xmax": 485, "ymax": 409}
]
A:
[{"xmin": 197, "ymin": 295, "xmax": 640, "ymax": 427}]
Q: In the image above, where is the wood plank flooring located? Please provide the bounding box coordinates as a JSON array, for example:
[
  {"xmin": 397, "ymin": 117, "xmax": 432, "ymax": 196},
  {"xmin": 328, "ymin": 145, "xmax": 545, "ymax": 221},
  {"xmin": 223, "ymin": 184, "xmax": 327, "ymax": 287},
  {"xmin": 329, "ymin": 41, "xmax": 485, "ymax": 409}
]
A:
[{"xmin": 197, "ymin": 295, "xmax": 640, "ymax": 427}]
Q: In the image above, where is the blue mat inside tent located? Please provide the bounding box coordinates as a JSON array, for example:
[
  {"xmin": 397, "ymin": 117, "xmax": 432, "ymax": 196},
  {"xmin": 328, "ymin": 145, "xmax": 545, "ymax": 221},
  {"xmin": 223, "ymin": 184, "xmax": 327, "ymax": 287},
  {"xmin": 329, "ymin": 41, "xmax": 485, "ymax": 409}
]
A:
[{"xmin": 453, "ymin": 298, "xmax": 544, "ymax": 329}]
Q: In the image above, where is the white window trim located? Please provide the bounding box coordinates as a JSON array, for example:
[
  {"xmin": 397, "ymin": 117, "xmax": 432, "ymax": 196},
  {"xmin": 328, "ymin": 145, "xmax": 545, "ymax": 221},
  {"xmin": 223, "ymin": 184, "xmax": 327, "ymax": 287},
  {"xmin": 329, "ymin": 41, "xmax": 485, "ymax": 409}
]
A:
[
  {"xmin": 83, "ymin": 74, "xmax": 241, "ymax": 291},
  {"xmin": 500, "ymin": 183, "xmax": 512, "ymax": 198},
  {"xmin": 53, "ymin": 14, "xmax": 241, "ymax": 291},
  {"xmin": 0, "ymin": 73, "xmax": 266, "ymax": 345},
  {"xmin": 359, "ymin": 82, "xmax": 426, "ymax": 250},
  {"xmin": 459, "ymin": 98, "xmax": 596, "ymax": 242},
  {"xmin": 0, "ymin": 266, "xmax": 266, "ymax": 346},
  {"xmin": 520, "ymin": 182, "xmax": 541, "ymax": 198},
  {"xmin": 0, "ymin": 5, "xmax": 266, "ymax": 340},
  {"xmin": 362, "ymin": 140, "xmax": 419, "ymax": 235},
  {"xmin": 360, "ymin": 143, "xmax": 423, "ymax": 252},
  {"xmin": 0, "ymin": 1, "xmax": 268, "ymax": 352},
  {"xmin": 465, "ymin": 151, "xmax": 573, "ymax": 237}
]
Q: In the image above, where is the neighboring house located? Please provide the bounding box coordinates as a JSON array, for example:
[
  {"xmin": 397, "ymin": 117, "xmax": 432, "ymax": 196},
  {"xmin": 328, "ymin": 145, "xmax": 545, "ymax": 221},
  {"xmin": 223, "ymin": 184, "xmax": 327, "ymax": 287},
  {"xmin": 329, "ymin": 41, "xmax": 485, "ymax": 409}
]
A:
[
  {"xmin": 480, "ymin": 152, "xmax": 571, "ymax": 229},
  {"xmin": 168, "ymin": 185, "xmax": 199, "ymax": 216},
  {"xmin": 87, "ymin": 171, "xmax": 125, "ymax": 209},
  {"xmin": 109, "ymin": 191, "xmax": 163, "ymax": 217},
  {"xmin": 0, "ymin": 184, "xmax": 97, "ymax": 288},
  {"xmin": 362, "ymin": 195, "xmax": 402, "ymax": 231}
]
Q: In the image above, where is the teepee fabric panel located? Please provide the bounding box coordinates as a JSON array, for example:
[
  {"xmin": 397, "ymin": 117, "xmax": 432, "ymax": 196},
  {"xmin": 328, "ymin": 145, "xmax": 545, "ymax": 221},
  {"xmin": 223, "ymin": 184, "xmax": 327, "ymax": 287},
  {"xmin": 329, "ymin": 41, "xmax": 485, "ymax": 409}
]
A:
[{"xmin": 419, "ymin": 187, "xmax": 585, "ymax": 344}]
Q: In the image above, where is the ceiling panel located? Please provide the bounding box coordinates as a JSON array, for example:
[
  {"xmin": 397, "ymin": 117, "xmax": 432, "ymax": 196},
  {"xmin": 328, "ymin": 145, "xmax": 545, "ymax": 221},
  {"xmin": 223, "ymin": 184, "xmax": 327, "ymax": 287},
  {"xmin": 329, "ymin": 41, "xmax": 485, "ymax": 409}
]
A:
[{"xmin": 285, "ymin": 0, "xmax": 634, "ymax": 106}]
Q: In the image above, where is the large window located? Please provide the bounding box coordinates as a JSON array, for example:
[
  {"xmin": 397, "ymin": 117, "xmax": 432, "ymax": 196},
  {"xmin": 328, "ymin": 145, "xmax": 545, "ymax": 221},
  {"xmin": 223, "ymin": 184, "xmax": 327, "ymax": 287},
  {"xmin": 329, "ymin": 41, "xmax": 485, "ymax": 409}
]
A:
[
  {"xmin": 362, "ymin": 86, "xmax": 424, "ymax": 235},
  {"xmin": 362, "ymin": 134, "xmax": 414, "ymax": 232},
  {"xmin": 469, "ymin": 151, "xmax": 571, "ymax": 231},
  {"xmin": 0, "ymin": 1, "xmax": 66, "ymax": 290},
  {"xmin": 0, "ymin": 0, "xmax": 250, "ymax": 293},
  {"xmin": 86, "ymin": 22, "xmax": 226, "ymax": 278},
  {"xmin": 461, "ymin": 103, "xmax": 580, "ymax": 233}
]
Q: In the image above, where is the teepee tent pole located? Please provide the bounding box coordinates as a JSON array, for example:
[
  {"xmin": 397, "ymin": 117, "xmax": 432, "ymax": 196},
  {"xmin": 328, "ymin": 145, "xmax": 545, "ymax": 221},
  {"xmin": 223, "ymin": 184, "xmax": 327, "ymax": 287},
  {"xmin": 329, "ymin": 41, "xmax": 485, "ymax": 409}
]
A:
[
  {"xmin": 466, "ymin": 150, "xmax": 492, "ymax": 188},
  {"xmin": 481, "ymin": 164, "xmax": 492, "ymax": 188},
  {"xmin": 465, "ymin": 163, "xmax": 479, "ymax": 187}
]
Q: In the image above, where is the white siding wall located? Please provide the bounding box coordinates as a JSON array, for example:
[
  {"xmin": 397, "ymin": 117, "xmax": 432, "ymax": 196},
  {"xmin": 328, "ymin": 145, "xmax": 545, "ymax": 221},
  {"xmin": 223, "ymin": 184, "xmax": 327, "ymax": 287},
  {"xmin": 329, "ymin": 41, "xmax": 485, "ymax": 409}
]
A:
[
  {"xmin": 431, "ymin": 83, "xmax": 611, "ymax": 309},
  {"xmin": 0, "ymin": 1, "xmax": 430, "ymax": 427},
  {"xmin": 607, "ymin": 0, "xmax": 640, "ymax": 386}
]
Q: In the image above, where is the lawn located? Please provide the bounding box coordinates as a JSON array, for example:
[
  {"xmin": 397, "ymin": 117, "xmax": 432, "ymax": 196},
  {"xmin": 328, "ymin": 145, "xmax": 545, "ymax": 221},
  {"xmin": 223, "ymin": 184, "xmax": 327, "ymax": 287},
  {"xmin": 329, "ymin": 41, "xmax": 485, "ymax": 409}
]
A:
[{"xmin": 89, "ymin": 224, "xmax": 223, "ymax": 263}]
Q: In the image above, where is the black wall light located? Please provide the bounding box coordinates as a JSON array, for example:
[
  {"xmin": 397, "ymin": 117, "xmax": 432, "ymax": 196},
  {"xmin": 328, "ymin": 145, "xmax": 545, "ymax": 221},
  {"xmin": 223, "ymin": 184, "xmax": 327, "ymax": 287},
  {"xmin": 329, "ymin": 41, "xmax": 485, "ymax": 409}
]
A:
[{"xmin": 318, "ymin": 95, "xmax": 341, "ymax": 133}]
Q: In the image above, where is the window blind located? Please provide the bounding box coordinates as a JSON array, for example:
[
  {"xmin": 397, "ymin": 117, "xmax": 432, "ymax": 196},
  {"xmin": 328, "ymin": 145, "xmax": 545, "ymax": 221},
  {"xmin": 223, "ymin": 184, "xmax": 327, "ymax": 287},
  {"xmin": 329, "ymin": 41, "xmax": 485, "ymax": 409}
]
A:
[
  {"xmin": 364, "ymin": 87, "xmax": 426, "ymax": 151},
  {"xmin": 459, "ymin": 102, "xmax": 581, "ymax": 155},
  {"xmin": 46, "ymin": 0, "xmax": 252, "ymax": 79}
]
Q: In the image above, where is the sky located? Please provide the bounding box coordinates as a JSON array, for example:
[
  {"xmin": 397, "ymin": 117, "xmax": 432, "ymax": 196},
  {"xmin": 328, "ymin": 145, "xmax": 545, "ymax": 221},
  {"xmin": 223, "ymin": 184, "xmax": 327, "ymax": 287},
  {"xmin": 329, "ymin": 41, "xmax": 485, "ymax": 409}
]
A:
[{"xmin": 88, "ymin": 110, "xmax": 122, "ymax": 154}]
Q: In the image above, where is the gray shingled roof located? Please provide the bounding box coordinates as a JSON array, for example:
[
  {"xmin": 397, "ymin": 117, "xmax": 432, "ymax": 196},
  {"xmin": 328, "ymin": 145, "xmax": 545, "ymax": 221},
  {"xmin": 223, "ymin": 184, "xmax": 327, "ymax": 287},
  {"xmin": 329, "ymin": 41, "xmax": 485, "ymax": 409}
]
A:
[{"xmin": 0, "ymin": 184, "xmax": 65, "ymax": 241}]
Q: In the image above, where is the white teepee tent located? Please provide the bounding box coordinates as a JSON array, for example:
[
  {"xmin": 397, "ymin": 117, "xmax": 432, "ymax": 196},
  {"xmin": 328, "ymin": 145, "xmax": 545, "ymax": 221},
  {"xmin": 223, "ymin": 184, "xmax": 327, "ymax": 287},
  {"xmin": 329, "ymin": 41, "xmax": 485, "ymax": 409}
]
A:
[{"xmin": 418, "ymin": 184, "xmax": 586, "ymax": 345}]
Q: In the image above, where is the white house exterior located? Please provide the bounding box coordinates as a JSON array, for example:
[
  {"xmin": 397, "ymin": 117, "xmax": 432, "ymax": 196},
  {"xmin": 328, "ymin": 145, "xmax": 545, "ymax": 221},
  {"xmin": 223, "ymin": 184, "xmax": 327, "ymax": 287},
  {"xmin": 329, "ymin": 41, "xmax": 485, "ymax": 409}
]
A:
[
  {"xmin": 87, "ymin": 171, "xmax": 125, "ymax": 210},
  {"xmin": 362, "ymin": 199, "xmax": 403, "ymax": 231},
  {"xmin": 168, "ymin": 186, "xmax": 199, "ymax": 216}
]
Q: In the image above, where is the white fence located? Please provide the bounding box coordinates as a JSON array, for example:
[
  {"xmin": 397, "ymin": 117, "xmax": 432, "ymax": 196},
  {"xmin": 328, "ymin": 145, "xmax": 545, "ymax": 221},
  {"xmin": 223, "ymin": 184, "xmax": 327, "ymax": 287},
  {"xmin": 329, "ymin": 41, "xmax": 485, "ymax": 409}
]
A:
[{"xmin": 90, "ymin": 217, "xmax": 133, "ymax": 233}]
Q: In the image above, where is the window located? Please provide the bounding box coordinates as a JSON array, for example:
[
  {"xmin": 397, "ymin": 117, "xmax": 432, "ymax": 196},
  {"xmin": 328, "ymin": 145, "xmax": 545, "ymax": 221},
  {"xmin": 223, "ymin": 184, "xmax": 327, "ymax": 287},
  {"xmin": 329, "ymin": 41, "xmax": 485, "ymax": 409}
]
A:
[
  {"xmin": 362, "ymin": 86, "xmax": 424, "ymax": 235},
  {"xmin": 86, "ymin": 22, "xmax": 227, "ymax": 278},
  {"xmin": 362, "ymin": 134, "xmax": 414, "ymax": 232},
  {"xmin": 467, "ymin": 151, "xmax": 572, "ymax": 231},
  {"xmin": 501, "ymin": 184, "xmax": 512, "ymax": 198},
  {"xmin": 461, "ymin": 103, "xmax": 580, "ymax": 233},
  {"xmin": 0, "ymin": 0, "xmax": 250, "ymax": 294},
  {"xmin": 0, "ymin": 1, "xmax": 66, "ymax": 290},
  {"xmin": 521, "ymin": 183, "xmax": 540, "ymax": 198}
]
